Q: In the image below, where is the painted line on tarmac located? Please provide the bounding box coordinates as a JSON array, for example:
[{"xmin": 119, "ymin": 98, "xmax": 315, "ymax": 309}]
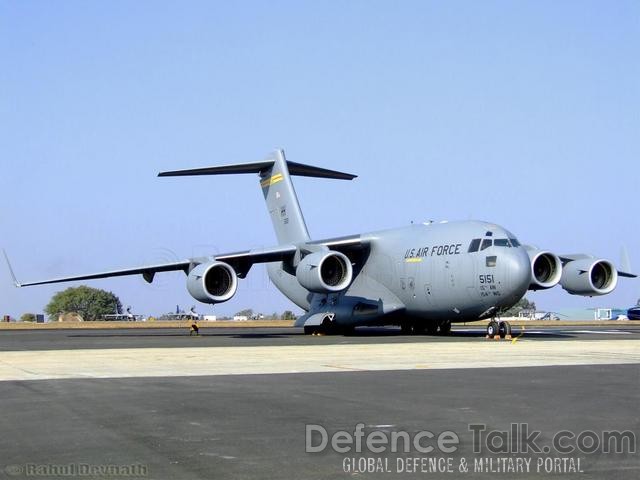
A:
[{"xmin": 566, "ymin": 330, "xmax": 633, "ymax": 335}]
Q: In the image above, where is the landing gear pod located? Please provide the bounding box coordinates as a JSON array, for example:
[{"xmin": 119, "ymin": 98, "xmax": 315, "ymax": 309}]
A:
[{"xmin": 187, "ymin": 261, "xmax": 238, "ymax": 304}]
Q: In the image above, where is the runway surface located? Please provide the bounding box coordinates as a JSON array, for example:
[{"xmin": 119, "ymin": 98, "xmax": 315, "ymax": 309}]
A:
[
  {"xmin": 0, "ymin": 324, "xmax": 639, "ymax": 351},
  {"xmin": 0, "ymin": 325, "xmax": 637, "ymax": 479}
]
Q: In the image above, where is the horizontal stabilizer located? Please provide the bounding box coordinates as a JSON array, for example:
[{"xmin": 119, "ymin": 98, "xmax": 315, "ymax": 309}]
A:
[{"xmin": 159, "ymin": 160, "xmax": 356, "ymax": 180}]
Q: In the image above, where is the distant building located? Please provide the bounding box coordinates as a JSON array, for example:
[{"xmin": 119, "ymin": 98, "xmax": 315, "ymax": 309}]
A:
[
  {"xmin": 555, "ymin": 308, "xmax": 628, "ymax": 321},
  {"xmin": 233, "ymin": 315, "xmax": 248, "ymax": 321}
]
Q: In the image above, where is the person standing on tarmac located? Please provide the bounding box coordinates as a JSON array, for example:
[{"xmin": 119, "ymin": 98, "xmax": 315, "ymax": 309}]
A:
[{"xmin": 189, "ymin": 320, "xmax": 199, "ymax": 336}]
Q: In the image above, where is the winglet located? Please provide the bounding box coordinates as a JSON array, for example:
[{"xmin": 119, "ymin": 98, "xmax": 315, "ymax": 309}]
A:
[
  {"xmin": 619, "ymin": 246, "xmax": 637, "ymax": 278},
  {"xmin": 621, "ymin": 246, "xmax": 632, "ymax": 273},
  {"xmin": 2, "ymin": 250, "xmax": 22, "ymax": 287}
]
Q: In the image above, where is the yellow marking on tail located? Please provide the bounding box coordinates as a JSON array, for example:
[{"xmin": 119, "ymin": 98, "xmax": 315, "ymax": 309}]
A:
[{"xmin": 260, "ymin": 173, "xmax": 283, "ymax": 188}]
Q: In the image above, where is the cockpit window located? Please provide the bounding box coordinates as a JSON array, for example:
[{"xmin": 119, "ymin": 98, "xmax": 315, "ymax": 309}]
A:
[
  {"xmin": 509, "ymin": 238, "xmax": 521, "ymax": 247},
  {"xmin": 494, "ymin": 239, "xmax": 510, "ymax": 247},
  {"xmin": 480, "ymin": 239, "xmax": 492, "ymax": 250},
  {"xmin": 468, "ymin": 239, "xmax": 481, "ymax": 253}
]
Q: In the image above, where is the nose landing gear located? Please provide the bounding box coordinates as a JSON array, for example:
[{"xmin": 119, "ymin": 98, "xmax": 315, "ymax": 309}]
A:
[{"xmin": 486, "ymin": 319, "xmax": 512, "ymax": 339}]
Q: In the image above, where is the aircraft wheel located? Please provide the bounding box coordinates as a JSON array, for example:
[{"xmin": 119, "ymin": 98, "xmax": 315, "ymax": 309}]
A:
[
  {"xmin": 400, "ymin": 323, "xmax": 412, "ymax": 335},
  {"xmin": 304, "ymin": 326, "xmax": 316, "ymax": 335},
  {"xmin": 487, "ymin": 321, "xmax": 499, "ymax": 338},
  {"xmin": 498, "ymin": 321, "xmax": 512, "ymax": 338},
  {"xmin": 439, "ymin": 321, "xmax": 452, "ymax": 335}
]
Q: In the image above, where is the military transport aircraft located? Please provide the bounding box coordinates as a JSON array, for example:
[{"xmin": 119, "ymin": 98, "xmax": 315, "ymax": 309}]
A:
[
  {"xmin": 102, "ymin": 306, "xmax": 141, "ymax": 321},
  {"xmin": 4, "ymin": 150, "xmax": 637, "ymax": 337}
]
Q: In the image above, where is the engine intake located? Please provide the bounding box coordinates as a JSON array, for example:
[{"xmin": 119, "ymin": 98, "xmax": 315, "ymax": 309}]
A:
[
  {"xmin": 187, "ymin": 261, "xmax": 238, "ymax": 304},
  {"xmin": 296, "ymin": 251, "xmax": 353, "ymax": 293},
  {"xmin": 526, "ymin": 249, "xmax": 562, "ymax": 290},
  {"xmin": 560, "ymin": 259, "xmax": 618, "ymax": 296}
]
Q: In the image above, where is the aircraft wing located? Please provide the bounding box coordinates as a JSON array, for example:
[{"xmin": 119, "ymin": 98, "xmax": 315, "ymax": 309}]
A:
[
  {"xmin": 308, "ymin": 234, "xmax": 368, "ymax": 252},
  {"xmin": 559, "ymin": 253, "xmax": 637, "ymax": 278},
  {"xmin": 214, "ymin": 239, "xmax": 369, "ymax": 277},
  {"xmin": 5, "ymin": 256, "xmax": 194, "ymax": 287},
  {"xmin": 214, "ymin": 244, "xmax": 298, "ymax": 278},
  {"xmin": 3, "ymin": 245, "xmax": 299, "ymax": 287},
  {"xmin": 4, "ymin": 238, "xmax": 368, "ymax": 288}
]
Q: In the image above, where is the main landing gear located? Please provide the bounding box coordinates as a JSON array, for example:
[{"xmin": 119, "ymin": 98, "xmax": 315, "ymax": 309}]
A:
[
  {"xmin": 486, "ymin": 319, "xmax": 512, "ymax": 339},
  {"xmin": 303, "ymin": 316, "xmax": 355, "ymax": 336}
]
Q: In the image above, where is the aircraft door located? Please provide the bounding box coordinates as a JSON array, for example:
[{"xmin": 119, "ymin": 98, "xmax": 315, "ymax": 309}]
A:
[
  {"xmin": 401, "ymin": 259, "xmax": 421, "ymax": 306},
  {"xmin": 423, "ymin": 259, "xmax": 433, "ymax": 305}
]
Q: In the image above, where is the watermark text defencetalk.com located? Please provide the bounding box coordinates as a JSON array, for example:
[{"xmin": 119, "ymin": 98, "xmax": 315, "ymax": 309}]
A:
[{"xmin": 306, "ymin": 423, "xmax": 635, "ymax": 455}]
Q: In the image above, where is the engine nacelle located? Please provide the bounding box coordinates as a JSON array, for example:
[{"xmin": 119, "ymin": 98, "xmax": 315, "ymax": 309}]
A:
[
  {"xmin": 526, "ymin": 249, "xmax": 562, "ymax": 290},
  {"xmin": 186, "ymin": 261, "xmax": 238, "ymax": 304},
  {"xmin": 296, "ymin": 251, "xmax": 353, "ymax": 293},
  {"xmin": 560, "ymin": 258, "xmax": 618, "ymax": 296}
]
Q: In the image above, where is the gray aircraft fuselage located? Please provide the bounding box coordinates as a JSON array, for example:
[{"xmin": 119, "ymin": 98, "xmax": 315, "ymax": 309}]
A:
[{"xmin": 268, "ymin": 220, "xmax": 530, "ymax": 326}]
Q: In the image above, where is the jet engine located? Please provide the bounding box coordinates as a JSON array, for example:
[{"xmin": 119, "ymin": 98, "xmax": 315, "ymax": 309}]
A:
[
  {"xmin": 526, "ymin": 249, "xmax": 562, "ymax": 290},
  {"xmin": 187, "ymin": 261, "xmax": 238, "ymax": 304},
  {"xmin": 560, "ymin": 259, "xmax": 618, "ymax": 296},
  {"xmin": 296, "ymin": 251, "xmax": 353, "ymax": 293}
]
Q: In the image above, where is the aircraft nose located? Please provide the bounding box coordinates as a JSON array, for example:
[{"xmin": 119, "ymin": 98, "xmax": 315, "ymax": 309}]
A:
[{"xmin": 503, "ymin": 248, "xmax": 531, "ymax": 298}]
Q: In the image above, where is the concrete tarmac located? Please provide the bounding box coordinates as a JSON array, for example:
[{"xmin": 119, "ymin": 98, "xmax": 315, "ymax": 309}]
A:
[
  {"xmin": 0, "ymin": 365, "xmax": 637, "ymax": 479},
  {"xmin": 0, "ymin": 324, "xmax": 639, "ymax": 351},
  {"xmin": 0, "ymin": 325, "xmax": 637, "ymax": 479}
]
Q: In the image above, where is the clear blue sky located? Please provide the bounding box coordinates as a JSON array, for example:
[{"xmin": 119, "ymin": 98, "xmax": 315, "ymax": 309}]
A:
[{"xmin": 1, "ymin": 1, "xmax": 638, "ymax": 318}]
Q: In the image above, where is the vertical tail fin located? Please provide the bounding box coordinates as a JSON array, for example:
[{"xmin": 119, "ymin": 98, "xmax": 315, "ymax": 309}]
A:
[
  {"xmin": 158, "ymin": 149, "xmax": 356, "ymax": 245},
  {"xmin": 259, "ymin": 149, "xmax": 310, "ymax": 243}
]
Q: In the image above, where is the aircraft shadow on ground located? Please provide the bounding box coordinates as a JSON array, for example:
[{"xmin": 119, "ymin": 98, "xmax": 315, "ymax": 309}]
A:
[
  {"xmin": 68, "ymin": 332, "xmax": 292, "ymax": 339},
  {"xmin": 67, "ymin": 329, "xmax": 574, "ymax": 340},
  {"xmin": 342, "ymin": 328, "xmax": 575, "ymax": 339}
]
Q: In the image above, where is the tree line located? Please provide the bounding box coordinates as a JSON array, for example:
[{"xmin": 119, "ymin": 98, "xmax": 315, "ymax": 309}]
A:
[{"xmin": 32, "ymin": 286, "xmax": 298, "ymax": 321}]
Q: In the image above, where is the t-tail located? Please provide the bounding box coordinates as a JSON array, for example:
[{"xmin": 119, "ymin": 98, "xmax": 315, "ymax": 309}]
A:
[{"xmin": 158, "ymin": 149, "xmax": 356, "ymax": 244}]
